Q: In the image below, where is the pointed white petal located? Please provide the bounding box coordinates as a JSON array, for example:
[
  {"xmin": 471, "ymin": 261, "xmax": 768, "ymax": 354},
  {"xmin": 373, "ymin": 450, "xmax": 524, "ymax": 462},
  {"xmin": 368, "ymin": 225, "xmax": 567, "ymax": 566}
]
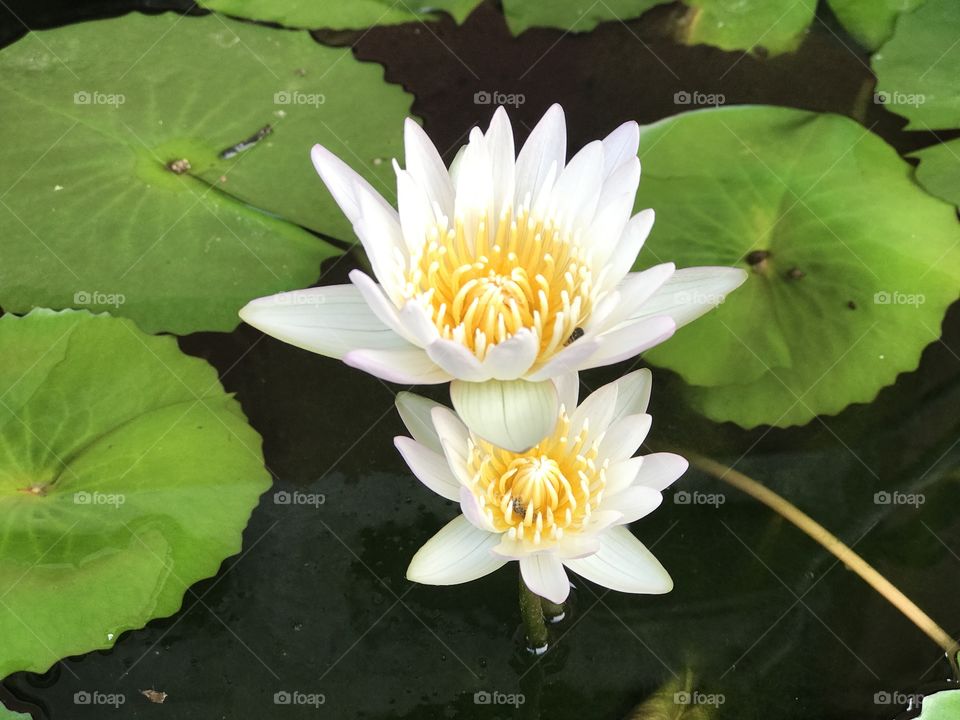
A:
[
  {"xmin": 394, "ymin": 437, "xmax": 461, "ymax": 501},
  {"xmin": 515, "ymin": 104, "xmax": 566, "ymax": 206},
  {"xmin": 481, "ymin": 329, "xmax": 539, "ymax": 380},
  {"xmin": 626, "ymin": 266, "xmax": 749, "ymax": 328},
  {"xmin": 343, "ymin": 347, "xmax": 449, "ymax": 384},
  {"xmin": 582, "ymin": 316, "xmax": 675, "ymax": 370},
  {"xmin": 430, "ymin": 406, "xmax": 473, "ymax": 486},
  {"xmin": 605, "ymin": 456, "xmax": 644, "ymax": 495},
  {"xmin": 601, "ymin": 120, "xmax": 640, "ymax": 178},
  {"xmin": 554, "ymin": 534, "xmax": 601, "ymax": 559},
  {"xmin": 426, "ymin": 338, "xmax": 488, "ymax": 381},
  {"xmin": 404, "ymin": 118, "xmax": 454, "ymax": 217},
  {"xmin": 239, "ymin": 285, "xmax": 408, "ymax": 358},
  {"xmin": 485, "ymin": 106, "xmax": 516, "ymax": 217},
  {"xmin": 609, "ymin": 369, "xmax": 653, "ymax": 420},
  {"xmin": 595, "ymin": 263, "xmax": 675, "ymax": 331},
  {"xmin": 564, "ymin": 526, "xmax": 672, "ymax": 594},
  {"xmin": 460, "ymin": 486, "xmax": 497, "ymax": 531},
  {"xmin": 607, "ymin": 486, "xmax": 662, "ymax": 525},
  {"xmin": 349, "ymin": 270, "xmax": 421, "ymax": 346},
  {"xmin": 589, "ymin": 158, "xmax": 641, "ymax": 264},
  {"xmin": 520, "ymin": 553, "xmax": 570, "ymax": 604},
  {"xmin": 553, "ymin": 372, "xmax": 580, "ymax": 414},
  {"xmin": 599, "ymin": 413, "xmax": 652, "ymax": 461},
  {"xmin": 352, "ymin": 189, "xmax": 407, "ymax": 300},
  {"xmin": 406, "ymin": 515, "xmax": 505, "ymax": 585},
  {"xmin": 524, "ymin": 337, "xmax": 601, "ymax": 381},
  {"xmin": 606, "ymin": 209, "xmax": 656, "ymax": 285},
  {"xmin": 395, "ymin": 392, "xmax": 444, "ymax": 453},
  {"xmin": 450, "ymin": 378, "xmax": 559, "ymax": 452},
  {"xmin": 396, "ymin": 165, "xmax": 440, "ymax": 256},
  {"xmin": 311, "ymin": 144, "xmax": 396, "ymax": 225},
  {"xmin": 634, "ymin": 452, "xmax": 688, "ymax": 492},
  {"xmin": 569, "ymin": 380, "xmax": 618, "ymax": 443},
  {"xmin": 549, "ymin": 140, "xmax": 604, "ymax": 230},
  {"xmin": 454, "ymin": 127, "xmax": 495, "ymax": 220}
]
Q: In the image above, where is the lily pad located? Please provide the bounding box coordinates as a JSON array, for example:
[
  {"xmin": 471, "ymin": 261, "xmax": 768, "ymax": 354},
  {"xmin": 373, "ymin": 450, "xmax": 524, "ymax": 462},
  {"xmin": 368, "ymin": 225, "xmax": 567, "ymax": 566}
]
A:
[
  {"xmin": 501, "ymin": 0, "xmax": 672, "ymax": 34},
  {"xmin": 633, "ymin": 106, "xmax": 960, "ymax": 428},
  {"xmin": 826, "ymin": 0, "xmax": 925, "ymax": 50},
  {"xmin": 0, "ymin": 13, "xmax": 413, "ymax": 333},
  {"xmin": 0, "ymin": 309, "xmax": 270, "ymax": 679},
  {"xmin": 873, "ymin": 0, "xmax": 960, "ymax": 130},
  {"xmin": 911, "ymin": 139, "xmax": 960, "ymax": 206},
  {"xmin": 920, "ymin": 690, "xmax": 960, "ymax": 719},
  {"xmin": 198, "ymin": 0, "xmax": 484, "ymax": 29},
  {"xmin": 0, "ymin": 705, "xmax": 29, "ymax": 720},
  {"xmin": 677, "ymin": 0, "xmax": 817, "ymax": 55}
]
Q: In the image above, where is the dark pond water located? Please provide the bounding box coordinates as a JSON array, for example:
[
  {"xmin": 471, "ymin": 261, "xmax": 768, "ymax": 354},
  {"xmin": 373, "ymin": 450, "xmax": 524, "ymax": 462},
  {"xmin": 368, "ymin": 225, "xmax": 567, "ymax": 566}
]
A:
[{"xmin": 2, "ymin": 2, "xmax": 960, "ymax": 718}]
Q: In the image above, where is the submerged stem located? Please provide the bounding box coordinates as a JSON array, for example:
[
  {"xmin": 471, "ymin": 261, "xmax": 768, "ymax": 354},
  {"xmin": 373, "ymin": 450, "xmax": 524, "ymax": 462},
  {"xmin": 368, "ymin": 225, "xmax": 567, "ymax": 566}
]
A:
[
  {"xmin": 519, "ymin": 573, "xmax": 549, "ymax": 653},
  {"xmin": 688, "ymin": 452, "xmax": 960, "ymax": 670}
]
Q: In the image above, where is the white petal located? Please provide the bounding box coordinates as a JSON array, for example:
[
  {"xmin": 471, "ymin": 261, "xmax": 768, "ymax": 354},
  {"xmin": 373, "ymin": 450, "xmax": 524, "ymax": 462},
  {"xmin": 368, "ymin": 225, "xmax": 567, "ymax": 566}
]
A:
[
  {"xmin": 634, "ymin": 452, "xmax": 688, "ymax": 492},
  {"xmin": 589, "ymin": 158, "xmax": 641, "ymax": 263},
  {"xmin": 606, "ymin": 208, "xmax": 656, "ymax": 285},
  {"xmin": 515, "ymin": 104, "xmax": 566, "ymax": 206},
  {"xmin": 353, "ymin": 190, "xmax": 407, "ymax": 300},
  {"xmin": 349, "ymin": 270, "xmax": 421, "ymax": 346},
  {"xmin": 239, "ymin": 285, "xmax": 408, "ymax": 359},
  {"xmin": 601, "ymin": 121, "xmax": 640, "ymax": 178},
  {"xmin": 406, "ymin": 515, "xmax": 506, "ymax": 586},
  {"xmin": 569, "ymin": 379, "xmax": 618, "ymax": 443},
  {"xmin": 609, "ymin": 369, "xmax": 653, "ymax": 421},
  {"xmin": 554, "ymin": 534, "xmax": 601, "ymax": 559},
  {"xmin": 520, "ymin": 553, "xmax": 570, "ymax": 604},
  {"xmin": 396, "ymin": 165, "xmax": 440, "ymax": 256},
  {"xmin": 606, "ymin": 486, "xmax": 662, "ymax": 525},
  {"xmin": 626, "ymin": 266, "xmax": 749, "ymax": 328},
  {"xmin": 404, "ymin": 118, "xmax": 454, "ymax": 218},
  {"xmin": 564, "ymin": 526, "xmax": 672, "ymax": 594},
  {"xmin": 454, "ymin": 127, "xmax": 494, "ymax": 221},
  {"xmin": 426, "ymin": 338, "xmax": 488, "ymax": 381},
  {"xmin": 398, "ymin": 299, "xmax": 440, "ymax": 346},
  {"xmin": 595, "ymin": 263, "xmax": 676, "ymax": 330},
  {"xmin": 481, "ymin": 329, "xmax": 539, "ymax": 379},
  {"xmin": 450, "ymin": 378, "xmax": 559, "ymax": 452},
  {"xmin": 460, "ymin": 486, "xmax": 497, "ymax": 531},
  {"xmin": 599, "ymin": 413, "xmax": 652, "ymax": 460},
  {"xmin": 430, "ymin": 406, "xmax": 473, "ymax": 486},
  {"xmin": 395, "ymin": 392, "xmax": 443, "ymax": 453},
  {"xmin": 553, "ymin": 372, "xmax": 580, "ymax": 413},
  {"xmin": 343, "ymin": 347, "xmax": 449, "ymax": 384},
  {"xmin": 525, "ymin": 337, "xmax": 601, "ymax": 381},
  {"xmin": 582, "ymin": 316, "xmax": 675, "ymax": 370},
  {"xmin": 605, "ymin": 456, "xmax": 644, "ymax": 495},
  {"xmin": 394, "ymin": 437, "xmax": 461, "ymax": 501},
  {"xmin": 549, "ymin": 140, "xmax": 604, "ymax": 230},
  {"xmin": 311, "ymin": 144, "xmax": 397, "ymax": 225},
  {"xmin": 485, "ymin": 106, "xmax": 516, "ymax": 217}
]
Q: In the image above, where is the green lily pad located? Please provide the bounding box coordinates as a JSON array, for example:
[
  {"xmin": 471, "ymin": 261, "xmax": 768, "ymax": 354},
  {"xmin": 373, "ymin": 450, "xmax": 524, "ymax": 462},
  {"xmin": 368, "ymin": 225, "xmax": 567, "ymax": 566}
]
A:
[
  {"xmin": 501, "ymin": 0, "xmax": 672, "ymax": 34},
  {"xmin": 0, "ymin": 309, "xmax": 270, "ymax": 678},
  {"xmin": 912, "ymin": 139, "xmax": 960, "ymax": 206},
  {"xmin": 633, "ymin": 106, "xmax": 960, "ymax": 428},
  {"xmin": 873, "ymin": 0, "xmax": 960, "ymax": 130},
  {"xmin": 826, "ymin": 0, "xmax": 925, "ymax": 50},
  {"xmin": 920, "ymin": 690, "xmax": 960, "ymax": 719},
  {"xmin": 0, "ymin": 705, "xmax": 30, "ymax": 720},
  {"xmin": 677, "ymin": 0, "xmax": 817, "ymax": 55},
  {"xmin": 198, "ymin": 0, "xmax": 484, "ymax": 29},
  {"xmin": 0, "ymin": 13, "xmax": 413, "ymax": 333}
]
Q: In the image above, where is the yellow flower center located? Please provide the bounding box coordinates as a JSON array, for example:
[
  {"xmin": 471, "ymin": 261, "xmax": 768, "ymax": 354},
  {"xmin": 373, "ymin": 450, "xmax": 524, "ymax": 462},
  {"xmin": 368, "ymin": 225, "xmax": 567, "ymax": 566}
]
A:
[
  {"xmin": 403, "ymin": 208, "xmax": 596, "ymax": 360},
  {"xmin": 466, "ymin": 412, "xmax": 607, "ymax": 546}
]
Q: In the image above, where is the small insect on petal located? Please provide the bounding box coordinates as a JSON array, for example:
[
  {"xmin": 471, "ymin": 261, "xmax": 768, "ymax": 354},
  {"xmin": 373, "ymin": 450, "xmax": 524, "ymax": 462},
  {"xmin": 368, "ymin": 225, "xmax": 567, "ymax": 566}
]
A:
[{"xmin": 564, "ymin": 327, "xmax": 584, "ymax": 346}]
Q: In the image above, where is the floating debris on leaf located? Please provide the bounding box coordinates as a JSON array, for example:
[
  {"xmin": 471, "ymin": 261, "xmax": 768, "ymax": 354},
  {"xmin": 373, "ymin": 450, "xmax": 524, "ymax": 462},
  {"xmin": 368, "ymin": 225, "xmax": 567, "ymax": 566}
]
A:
[{"xmin": 219, "ymin": 125, "xmax": 272, "ymax": 159}]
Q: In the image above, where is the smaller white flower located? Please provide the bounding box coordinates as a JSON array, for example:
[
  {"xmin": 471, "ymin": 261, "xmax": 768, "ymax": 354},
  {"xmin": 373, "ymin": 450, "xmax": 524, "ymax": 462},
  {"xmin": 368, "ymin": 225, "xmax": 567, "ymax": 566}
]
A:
[{"xmin": 394, "ymin": 369, "xmax": 686, "ymax": 604}]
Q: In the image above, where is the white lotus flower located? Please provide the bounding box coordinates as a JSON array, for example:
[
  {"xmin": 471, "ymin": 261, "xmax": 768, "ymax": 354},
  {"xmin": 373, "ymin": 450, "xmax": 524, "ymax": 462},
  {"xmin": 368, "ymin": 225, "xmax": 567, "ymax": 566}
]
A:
[
  {"xmin": 239, "ymin": 105, "xmax": 746, "ymax": 451},
  {"xmin": 393, "ymin": 370, "xmax": 686, "ymax": 604}
]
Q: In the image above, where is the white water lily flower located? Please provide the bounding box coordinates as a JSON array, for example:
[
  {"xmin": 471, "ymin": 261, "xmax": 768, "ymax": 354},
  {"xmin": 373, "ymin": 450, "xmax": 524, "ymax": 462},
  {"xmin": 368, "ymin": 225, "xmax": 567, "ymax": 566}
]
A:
[
  {"xmin": 239, "ymin": 105, "xmax": 746, "ymax": 451},
  {"xmin": 393, "ymin": 369, "xmax": 686, "ymax": 604}
]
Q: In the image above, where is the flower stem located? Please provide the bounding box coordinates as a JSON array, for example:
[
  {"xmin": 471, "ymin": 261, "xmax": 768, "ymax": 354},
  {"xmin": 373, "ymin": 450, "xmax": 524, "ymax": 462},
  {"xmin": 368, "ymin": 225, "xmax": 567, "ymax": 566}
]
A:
[
  {"xmin": 687, "ymin": 451, "xmax": 960, "ymax": 669},
  {"xmin": 519, "ymin": 573, "xmax": 549, "ymax": 653}
]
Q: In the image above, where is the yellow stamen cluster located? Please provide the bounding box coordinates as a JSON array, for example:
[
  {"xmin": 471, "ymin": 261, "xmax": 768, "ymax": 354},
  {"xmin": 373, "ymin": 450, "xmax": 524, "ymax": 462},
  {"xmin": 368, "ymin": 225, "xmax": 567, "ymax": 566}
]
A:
[
  {"xmin": 403, "ymin": 208, "xmax": 596, "ymax": 360},
  {"xmin": 466, "ymin": 411, "xmax": 607, "ymax": 546}
]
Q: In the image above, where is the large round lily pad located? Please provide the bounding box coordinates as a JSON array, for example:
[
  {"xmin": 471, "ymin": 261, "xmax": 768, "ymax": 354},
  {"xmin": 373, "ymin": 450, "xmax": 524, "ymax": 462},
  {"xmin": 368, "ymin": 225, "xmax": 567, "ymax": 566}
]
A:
[
  {"xmin": 633, "ymin": 106, "xmax": 960, "ymax": 428},
  {"xmin": 0, "ymin": 13, "xmax": 413, "ymax": 333},
  {"xmin": 920, "ymin": 691, "xmax": 960, "ymax": 719},
  {"xmin": 0, "ymin": 309, "xmax": 271, "ymax": 679},
  {"xmin": 198, "ymin": 0, "xmax": 484, "ymax": 29},
  {"xmin": 501, "ymin": 0, "xmax": 671, "ymax": 34},
  {"xmin": 826, "ymin": 0, "xmax": 924, "ymax": 50},
  {"xmin": 873, "ymin": 0, "xmax": 960, "ymax": 130},
  {"xmin": 677, "ymin": 0, "xmax": 817, "ymax": 55}
]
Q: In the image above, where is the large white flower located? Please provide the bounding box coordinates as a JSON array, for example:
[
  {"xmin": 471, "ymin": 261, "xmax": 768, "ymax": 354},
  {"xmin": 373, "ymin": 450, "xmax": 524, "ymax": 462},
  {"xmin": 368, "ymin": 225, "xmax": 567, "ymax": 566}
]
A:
[
  {"xmin": 393, "ymin": 369, "xmax": 686, "ymax": 604},
  {"xmin": 239, "ymin": 105, "xmax": 745, "ymax": 451}
]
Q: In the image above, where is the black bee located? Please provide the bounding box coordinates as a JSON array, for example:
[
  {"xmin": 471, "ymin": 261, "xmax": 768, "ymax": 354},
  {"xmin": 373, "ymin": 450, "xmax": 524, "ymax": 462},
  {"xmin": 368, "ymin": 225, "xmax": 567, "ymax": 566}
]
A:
[{"xmin": 564, "ymin": 327, "xmax": 584, "ymax": 346}]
